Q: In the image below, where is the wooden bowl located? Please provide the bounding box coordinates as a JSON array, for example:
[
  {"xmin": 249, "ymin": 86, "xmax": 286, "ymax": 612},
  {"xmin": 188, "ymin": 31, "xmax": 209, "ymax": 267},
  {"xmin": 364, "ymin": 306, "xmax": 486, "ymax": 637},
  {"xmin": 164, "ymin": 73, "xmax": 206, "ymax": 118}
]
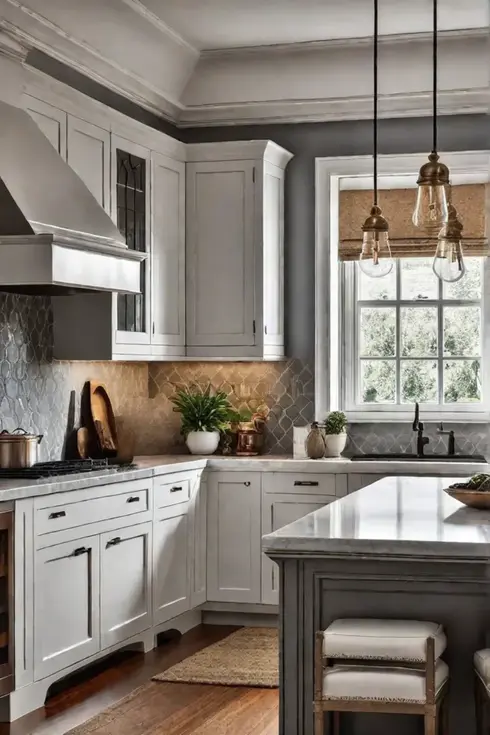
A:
[{"xmin": 444, "ymin": 487, "xmax": 490, "ymax": 510}]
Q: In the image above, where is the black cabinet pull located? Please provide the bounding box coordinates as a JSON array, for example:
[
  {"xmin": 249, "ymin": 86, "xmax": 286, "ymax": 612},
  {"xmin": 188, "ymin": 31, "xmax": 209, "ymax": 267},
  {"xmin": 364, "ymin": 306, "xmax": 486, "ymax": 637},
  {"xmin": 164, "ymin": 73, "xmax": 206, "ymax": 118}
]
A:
[
  {"xmin": 73, "ymin": 546, "xmax": 88, "ymax": 556},
  {"xmin": 294, "ymin": 480, "xmax": 319, "ymax": 487},
  {"xmin": 126, "ymin": 496, "xmax": 140, "ymax": 503},
  {"xmin": 244, "ymin": 481, "xmax": 251, "ymax": 487},
  {"xmin": 106, "ymin": 537, "xmax": 122, "ymax": 548},
  {"xmin": 49, "ymin": 510, "xmax": 66, "ymax": 519},
  {"xmin": 170, "ymin": 486, "xmax": 182, "ymax": 493}
]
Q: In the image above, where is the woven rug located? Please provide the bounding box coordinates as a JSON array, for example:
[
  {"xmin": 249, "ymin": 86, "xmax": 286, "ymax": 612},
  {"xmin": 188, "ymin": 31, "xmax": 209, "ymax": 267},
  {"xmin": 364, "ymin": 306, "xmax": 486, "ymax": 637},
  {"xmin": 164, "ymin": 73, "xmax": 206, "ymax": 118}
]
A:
[{"xmin": 153, "ymin": 627, "xmax": 278, "ymax": 688}]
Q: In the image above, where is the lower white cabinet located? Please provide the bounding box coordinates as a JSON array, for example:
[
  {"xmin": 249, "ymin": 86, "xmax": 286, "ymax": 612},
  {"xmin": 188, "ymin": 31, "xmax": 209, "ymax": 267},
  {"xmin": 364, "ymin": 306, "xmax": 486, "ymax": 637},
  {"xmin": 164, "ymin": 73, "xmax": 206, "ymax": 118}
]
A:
[
  {"xmin": 348, "ymin": 474, "xmax": 386, "ymax": 493},
  {"xmin": 261, "ymin": 492, "xmax": 335, "ymax": 605},
  {"xmin": 190, "ymin": 476, "xmax": 207, "ymax": 608},
  {"xmin": 207, "ymin": 472, "xmax": 262, "ymax": 603},
  {"xmin": 100, "ymin": 523, "xmax": 152, "ymax": 648},
  {"xmin": 34, "ymin": 536, "xmax": 100, "ymax": 680},
  {"xmin": 153, "ymin": 505, "xmax": 191, "ymax": 624}
]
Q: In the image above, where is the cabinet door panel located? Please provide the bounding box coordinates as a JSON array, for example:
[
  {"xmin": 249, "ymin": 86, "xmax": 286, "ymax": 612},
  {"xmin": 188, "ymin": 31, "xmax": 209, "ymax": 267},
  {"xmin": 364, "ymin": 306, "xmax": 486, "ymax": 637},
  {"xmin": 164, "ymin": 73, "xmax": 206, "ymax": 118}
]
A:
[
  {"xmin": 190, "ymin": 477, "xmax": 207, "ymax": 608},
  {"xmin": 151, "ymin": 152, "xmax": 185, "ymax": 351},
  {"xmin": 34, "ymin": 536, "xmax": 99, "ymax": 680},
  {"xmin": 153, "ymin": 507, "xmax": 190, "ymax": 624},
  {"xmin": 100, "ymin": 523, "xmax": 152, "ymax": 648},
  {"xmin": 67, "ymin": 116, "xmax": 110, "ymax": 211},
  {"xmin": 24, "ymin": 96, "xmax": 67, "ymax": 158},
  {"xmin": 347, "ymin": 475, "xmax": 386, "ymax": 493},
  {"xmin": 186, "ymin": 161, "xmax": 255, "ymax": 347},
  {"xmin": 261, "ymin": 493, "xmax": 330, "ymax": 605},
  {"xmin": 207, "ymin": 472, "xmax": 261, "ymax": 603}
]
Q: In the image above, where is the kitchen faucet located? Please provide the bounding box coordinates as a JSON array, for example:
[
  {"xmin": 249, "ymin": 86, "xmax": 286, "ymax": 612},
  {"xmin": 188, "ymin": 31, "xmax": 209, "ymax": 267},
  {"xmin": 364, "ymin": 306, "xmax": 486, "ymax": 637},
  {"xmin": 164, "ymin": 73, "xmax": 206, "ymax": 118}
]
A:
[{"xmin": 412, "ymin": 402, "xmax": 429, "ymax": 457}]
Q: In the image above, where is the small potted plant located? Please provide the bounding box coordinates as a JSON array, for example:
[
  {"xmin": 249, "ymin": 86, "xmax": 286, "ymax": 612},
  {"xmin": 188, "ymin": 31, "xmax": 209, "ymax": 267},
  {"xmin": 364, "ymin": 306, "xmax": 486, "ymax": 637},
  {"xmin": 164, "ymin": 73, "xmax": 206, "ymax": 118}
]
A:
[
  {"xmin": 323, "ymin": 411, "xmax": 348, "ymax": 457},
  {"xmin": 171, "ymin": 386, "xmax": 232, "ymax": 455}
]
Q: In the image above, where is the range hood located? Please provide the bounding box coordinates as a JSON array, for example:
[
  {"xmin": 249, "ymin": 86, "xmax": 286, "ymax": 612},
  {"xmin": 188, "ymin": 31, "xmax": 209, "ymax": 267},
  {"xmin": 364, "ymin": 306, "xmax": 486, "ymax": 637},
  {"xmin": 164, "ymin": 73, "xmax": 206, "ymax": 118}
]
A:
[{"xmin": 0, "ymin": 99, "xmax": 145, "ymax": 295}]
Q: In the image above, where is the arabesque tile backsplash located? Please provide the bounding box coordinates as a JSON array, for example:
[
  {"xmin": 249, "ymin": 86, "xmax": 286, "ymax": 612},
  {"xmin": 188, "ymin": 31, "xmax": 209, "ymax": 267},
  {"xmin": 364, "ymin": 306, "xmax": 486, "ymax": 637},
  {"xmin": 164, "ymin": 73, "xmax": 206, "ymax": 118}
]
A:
[{"xmin": 0, "ymin": 292, "xmax": 487, "ymax": 459}]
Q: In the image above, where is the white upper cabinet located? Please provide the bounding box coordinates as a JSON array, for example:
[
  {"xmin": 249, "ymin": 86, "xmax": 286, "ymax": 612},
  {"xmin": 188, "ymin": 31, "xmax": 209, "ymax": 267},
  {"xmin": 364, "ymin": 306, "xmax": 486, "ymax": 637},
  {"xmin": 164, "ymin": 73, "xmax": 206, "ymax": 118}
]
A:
[
  {"xmin": 67, "ymin": 116, "xmax": 110, "ymax": 212},
  {"xmin": 23, "ymin": 96, "xmax": 67, "ymax": 159},
  {"xmin": 151, "ymin": 151, "xmax": 186, "ymax": 357},
  {"xmin": 186, "ymin": 141, "xmax": 293, "ymax": 360}
]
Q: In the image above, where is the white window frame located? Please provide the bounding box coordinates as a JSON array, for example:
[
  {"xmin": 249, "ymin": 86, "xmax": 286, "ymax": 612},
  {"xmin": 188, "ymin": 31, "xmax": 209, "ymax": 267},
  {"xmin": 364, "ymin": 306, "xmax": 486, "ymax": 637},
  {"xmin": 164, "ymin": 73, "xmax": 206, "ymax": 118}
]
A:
[{"xmin": 314, "ymin": 150, "xmax": 490, "ymax": 423}]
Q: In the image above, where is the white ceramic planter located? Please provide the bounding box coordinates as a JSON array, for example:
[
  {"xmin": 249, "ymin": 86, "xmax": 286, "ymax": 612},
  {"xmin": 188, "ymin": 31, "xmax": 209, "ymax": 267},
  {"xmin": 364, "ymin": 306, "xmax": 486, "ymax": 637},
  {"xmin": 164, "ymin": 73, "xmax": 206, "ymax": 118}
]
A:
[
  {"xmin": 324, "ymin": 432, "xmax": 347, "ymax": 458},
  {"xmin": 186, "ymin": 430, "xmax": 220, "ymax": 455}
]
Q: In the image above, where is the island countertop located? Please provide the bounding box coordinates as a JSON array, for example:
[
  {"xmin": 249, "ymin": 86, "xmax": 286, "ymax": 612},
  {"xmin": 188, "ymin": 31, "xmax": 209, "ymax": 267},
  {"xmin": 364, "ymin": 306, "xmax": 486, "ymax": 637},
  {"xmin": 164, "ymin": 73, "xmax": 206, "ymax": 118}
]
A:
[{"xmin": 262, "ymin": 475, "xmax": 490, "ymax": 559}]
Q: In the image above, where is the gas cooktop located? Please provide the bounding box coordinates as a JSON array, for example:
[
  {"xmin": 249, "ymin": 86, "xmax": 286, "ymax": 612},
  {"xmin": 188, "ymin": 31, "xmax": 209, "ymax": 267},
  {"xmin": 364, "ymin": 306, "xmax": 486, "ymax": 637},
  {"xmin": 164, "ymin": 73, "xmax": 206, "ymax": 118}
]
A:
[{"xmin": 0, "ymin": 459, "xmax": 137, "ymax": 480}]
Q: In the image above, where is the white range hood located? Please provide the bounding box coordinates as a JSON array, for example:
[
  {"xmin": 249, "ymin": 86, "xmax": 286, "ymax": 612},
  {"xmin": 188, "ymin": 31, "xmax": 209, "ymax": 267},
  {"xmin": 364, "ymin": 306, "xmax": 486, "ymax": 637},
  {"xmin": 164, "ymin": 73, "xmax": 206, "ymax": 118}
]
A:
[{"xmin": 0, "ymin": 99, "xmax": 145, "ymax": 295}]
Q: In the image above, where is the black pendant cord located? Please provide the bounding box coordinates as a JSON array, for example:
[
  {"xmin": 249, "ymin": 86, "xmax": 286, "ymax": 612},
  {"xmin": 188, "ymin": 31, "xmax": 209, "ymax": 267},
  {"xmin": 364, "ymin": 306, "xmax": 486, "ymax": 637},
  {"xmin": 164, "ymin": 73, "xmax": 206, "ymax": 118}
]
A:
[
  {"xmin": 432, "ymin": 0, "xmax": 438, "ymax": 153},
  {"xmin": 373, "ymin": 0, "xmax": 378, "ymax": 206}
]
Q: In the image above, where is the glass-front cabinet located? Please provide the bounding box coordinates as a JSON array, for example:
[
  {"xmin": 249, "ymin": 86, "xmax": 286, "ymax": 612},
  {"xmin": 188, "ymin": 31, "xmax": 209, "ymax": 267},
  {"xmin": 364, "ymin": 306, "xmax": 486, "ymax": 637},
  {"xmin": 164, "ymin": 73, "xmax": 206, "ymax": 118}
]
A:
[{"xmin": 112, "ymin": 136, "xmax": 151, "ymax": 349}]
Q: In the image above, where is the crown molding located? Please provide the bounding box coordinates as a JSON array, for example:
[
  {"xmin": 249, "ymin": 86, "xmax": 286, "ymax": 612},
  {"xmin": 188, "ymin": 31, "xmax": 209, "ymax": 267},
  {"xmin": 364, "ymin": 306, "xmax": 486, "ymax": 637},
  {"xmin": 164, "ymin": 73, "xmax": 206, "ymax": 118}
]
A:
[
  {"xmin": 201, "ymin": 27, "xmax": 488, "ymax": 59},
  {"xmin": 118, "ymin": 0, "xmax": 199, "ymax": 57},
  {"xmin": 179, "ymin": 88, "xmax": 489, "ymax": 128},
  {"xmin": 0, "ymin": 27, "xmax": 29, "ymax": 63}
]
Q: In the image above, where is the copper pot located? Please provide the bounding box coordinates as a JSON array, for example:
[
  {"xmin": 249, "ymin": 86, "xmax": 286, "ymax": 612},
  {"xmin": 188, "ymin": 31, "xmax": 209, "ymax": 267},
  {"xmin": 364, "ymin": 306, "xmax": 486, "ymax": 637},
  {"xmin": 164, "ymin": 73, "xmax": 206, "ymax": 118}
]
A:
[
  {"xmin": 0, "ymin": 429, "xmax": 43, "ymax": 468},
  {"xmin": 236, "ymin": 429, "xmax": 264, "ymax": 456}
]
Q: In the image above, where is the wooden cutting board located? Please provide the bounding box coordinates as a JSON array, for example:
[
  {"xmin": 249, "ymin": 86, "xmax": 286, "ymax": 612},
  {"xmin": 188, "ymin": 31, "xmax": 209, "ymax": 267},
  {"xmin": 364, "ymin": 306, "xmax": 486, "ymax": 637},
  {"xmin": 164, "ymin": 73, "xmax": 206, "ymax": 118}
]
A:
[{"xmin": 89, "ymin": 381, "xmax": 118, "ymax": 456}]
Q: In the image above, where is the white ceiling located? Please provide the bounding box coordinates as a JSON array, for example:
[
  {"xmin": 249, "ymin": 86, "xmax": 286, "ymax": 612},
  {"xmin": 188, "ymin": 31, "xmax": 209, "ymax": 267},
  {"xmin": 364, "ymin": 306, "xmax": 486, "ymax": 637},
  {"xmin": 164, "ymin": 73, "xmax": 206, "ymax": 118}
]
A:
[{"xmin": 145, "ymin": 0, "xmax": 489, "ymax": 50}]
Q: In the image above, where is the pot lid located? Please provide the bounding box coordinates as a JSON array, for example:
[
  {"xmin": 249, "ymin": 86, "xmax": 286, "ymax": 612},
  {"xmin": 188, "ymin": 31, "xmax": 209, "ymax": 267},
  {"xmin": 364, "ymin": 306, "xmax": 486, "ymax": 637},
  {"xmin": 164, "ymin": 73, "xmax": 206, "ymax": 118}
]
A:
[{"xmin": 0, "ymin": 428, "xmax": 40, "ymax": 441}]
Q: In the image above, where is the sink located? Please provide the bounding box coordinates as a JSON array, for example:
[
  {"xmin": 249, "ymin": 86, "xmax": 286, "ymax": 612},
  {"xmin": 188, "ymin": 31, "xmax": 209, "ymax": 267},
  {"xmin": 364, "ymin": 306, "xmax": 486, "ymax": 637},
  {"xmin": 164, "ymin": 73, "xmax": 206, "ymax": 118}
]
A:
[{"xmin": 350, "ymin": 453, "xmax": 487, "ymax": 463}]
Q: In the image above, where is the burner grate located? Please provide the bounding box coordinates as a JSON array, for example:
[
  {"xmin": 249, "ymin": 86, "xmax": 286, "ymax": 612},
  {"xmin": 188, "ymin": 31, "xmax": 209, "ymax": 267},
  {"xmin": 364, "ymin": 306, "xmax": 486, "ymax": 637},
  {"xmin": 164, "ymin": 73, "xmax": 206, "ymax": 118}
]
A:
[{"xmin": 0, "ymin": 459, "xmax": 118, "ymax": 479}]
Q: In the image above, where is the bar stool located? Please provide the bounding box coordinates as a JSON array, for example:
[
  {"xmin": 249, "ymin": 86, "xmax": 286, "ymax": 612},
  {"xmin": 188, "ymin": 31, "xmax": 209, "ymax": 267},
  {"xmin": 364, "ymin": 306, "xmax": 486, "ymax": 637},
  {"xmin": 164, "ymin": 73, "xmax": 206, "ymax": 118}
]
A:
[
  {"xmin": 314, "ymin": 618, "xmax": 449, "ymax": 735},
  {"xmin": 474, "ymin": 648, "xmax": 490, "ymax": 735}
]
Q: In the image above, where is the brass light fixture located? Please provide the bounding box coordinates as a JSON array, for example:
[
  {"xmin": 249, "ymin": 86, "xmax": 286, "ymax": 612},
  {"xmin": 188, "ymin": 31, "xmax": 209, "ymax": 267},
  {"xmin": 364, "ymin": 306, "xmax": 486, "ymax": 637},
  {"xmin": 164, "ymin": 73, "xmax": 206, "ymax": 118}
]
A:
[
  {"xmin": 359, "ymin": 0, "xmax": 393, "ymax": 279},
  {"xmin": 412, "ymin": 0, "xmax": 450, "ymax": 233},
  {"xmin": 433, "ymin": 203, "xmax": 465, "ymax": 283}
]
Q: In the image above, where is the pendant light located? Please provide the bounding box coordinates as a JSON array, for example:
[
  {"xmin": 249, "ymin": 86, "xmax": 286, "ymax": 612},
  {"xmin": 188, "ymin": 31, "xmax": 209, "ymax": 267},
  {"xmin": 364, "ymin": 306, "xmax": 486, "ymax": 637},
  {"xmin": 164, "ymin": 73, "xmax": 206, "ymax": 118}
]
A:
[
  {"xmin": 412, "ymin": 0, "xmax": 449, "ymax": 232},
  {"xmin": 433, "ymin": 203, "xmax": 465, "ymax": 283},
  {"xmin": 359, "ymin": 0, "xmax": 393, "ymax": 279}
]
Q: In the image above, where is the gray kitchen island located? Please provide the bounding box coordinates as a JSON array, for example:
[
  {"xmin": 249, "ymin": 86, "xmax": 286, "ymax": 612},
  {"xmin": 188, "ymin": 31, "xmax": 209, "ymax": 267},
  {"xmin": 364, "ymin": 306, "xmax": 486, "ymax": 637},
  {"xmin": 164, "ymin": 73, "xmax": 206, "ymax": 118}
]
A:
[{"xmin": 263, "ymin": 475, "xmax": 490, "ymax": 735}]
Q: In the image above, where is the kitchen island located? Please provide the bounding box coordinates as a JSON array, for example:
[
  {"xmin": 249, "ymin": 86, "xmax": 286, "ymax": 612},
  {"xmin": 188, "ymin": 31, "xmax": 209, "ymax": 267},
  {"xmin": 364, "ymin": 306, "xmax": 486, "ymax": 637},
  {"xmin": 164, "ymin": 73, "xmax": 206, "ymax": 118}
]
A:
[{"xmin": 263, "ymin": 476, "xmax": 490, "ymax": 735}]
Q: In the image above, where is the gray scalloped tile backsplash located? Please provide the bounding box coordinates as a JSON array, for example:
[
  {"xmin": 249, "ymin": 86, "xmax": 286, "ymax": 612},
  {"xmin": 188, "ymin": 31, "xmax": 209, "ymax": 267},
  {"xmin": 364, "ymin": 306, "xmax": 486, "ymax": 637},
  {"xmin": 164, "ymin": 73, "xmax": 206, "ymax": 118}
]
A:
[{"xmin": 0, "ymin": 292, "xmax": 486, "ymax": 459}]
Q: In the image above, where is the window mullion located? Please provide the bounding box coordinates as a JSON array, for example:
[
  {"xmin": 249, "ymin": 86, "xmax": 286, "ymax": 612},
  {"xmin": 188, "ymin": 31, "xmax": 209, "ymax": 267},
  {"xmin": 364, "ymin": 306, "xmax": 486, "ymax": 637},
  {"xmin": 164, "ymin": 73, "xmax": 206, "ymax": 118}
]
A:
[
  {"xmin": 438, "ymin": 267, "xmax": 444, "ymax": 405},
  {"xmin": 396, "ymin": 260, "xmax": 401, "ymax": 404}
]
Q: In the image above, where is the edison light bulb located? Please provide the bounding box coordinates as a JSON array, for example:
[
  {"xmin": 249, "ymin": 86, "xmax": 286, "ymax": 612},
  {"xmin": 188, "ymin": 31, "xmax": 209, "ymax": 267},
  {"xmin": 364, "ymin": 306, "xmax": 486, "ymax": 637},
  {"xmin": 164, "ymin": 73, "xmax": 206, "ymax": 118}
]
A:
[
  {"xmin": 432, "ymin": 235, "xmax": 465, "ymax": 283},
  {"xmin": 359, "ymin": 229, "xmax": 394, "ymax": 279},
  {"xmin": 412, "ymin": 152, "xmax": 450, "ymax": 233}
]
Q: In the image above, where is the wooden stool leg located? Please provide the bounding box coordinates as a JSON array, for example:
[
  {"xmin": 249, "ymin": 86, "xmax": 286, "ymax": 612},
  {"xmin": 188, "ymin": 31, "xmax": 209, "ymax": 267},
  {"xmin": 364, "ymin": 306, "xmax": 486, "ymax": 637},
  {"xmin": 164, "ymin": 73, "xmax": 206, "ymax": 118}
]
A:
[
  {"xmin": 332, "ymin": 710, "xmax": 340, "ymax": 735},
  {"xmin": 424, "ymin": 712, "xmax": 437, "ymax": 735},
  {"xmin": 475, "ymin": 675, "xmax": 485, "ymax": 735}
]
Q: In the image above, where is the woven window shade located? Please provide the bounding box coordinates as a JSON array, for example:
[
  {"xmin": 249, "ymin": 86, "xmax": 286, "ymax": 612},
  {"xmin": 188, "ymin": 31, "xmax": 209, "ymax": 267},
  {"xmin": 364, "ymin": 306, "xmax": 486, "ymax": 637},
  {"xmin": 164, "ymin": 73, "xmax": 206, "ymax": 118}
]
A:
[{"xmin": 339, "ymin": 183, "xmax": 489, "ymax": 261}]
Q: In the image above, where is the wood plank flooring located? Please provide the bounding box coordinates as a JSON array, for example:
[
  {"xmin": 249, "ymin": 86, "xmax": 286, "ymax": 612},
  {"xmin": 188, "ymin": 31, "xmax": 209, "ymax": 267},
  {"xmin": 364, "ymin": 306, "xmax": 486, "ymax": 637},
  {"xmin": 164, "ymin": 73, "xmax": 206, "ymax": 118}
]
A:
[{"xmin": 0, "ymin": 625, "xmax": 278, "ymax": 735}]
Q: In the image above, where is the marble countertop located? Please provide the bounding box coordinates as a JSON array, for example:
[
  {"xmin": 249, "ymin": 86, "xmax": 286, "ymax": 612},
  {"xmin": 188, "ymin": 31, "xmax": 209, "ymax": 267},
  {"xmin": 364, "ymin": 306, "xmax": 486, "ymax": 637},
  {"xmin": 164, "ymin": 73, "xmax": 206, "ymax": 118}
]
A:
[
  {"xmin": 262, "ymin": 475, "xmax": 490, "ymax": 559},
  {"xmin": 0, "ymin": 453, "xmax": 485, "ymax": 503}
]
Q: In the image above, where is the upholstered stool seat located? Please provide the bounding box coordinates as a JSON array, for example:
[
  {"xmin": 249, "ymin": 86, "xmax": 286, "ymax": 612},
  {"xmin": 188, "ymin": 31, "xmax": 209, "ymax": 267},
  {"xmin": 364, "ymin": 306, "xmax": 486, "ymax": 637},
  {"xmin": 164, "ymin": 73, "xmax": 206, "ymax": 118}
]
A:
[
  {"xmin": 474, "ymin": 648, "xmax": 490, "ymax": 734},
  {"xmin": 323, "ymin": 660, "xmax": 449, "ymax": 703},
  {"xmin": 323, "ymin": 618, "xmax": 447, "ymax": 663},
  {"xmin": 475, "ymin": 649, "xmax": 490, "ymax": 687},
  {"xmin": 314, "ymin": 618, "xmax": 449, "ymax": 735}
]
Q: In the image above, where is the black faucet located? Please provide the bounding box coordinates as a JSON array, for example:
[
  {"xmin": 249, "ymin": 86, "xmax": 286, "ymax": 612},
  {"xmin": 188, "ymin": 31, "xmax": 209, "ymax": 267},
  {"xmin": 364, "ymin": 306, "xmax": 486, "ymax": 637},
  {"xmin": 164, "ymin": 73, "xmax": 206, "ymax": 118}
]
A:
[
  {"xmin": 412, "ymin": 402, "xmax": 429, "ymax": 457},
  {"xmin": 437, "ymin": 422, "xmax": 455, "ymax": 456}
]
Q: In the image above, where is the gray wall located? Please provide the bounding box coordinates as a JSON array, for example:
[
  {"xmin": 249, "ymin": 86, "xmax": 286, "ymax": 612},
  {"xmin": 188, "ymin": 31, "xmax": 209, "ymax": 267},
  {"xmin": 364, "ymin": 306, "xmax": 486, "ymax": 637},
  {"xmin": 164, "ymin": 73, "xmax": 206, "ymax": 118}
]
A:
[{"xmin": 184, "ymin": 115, "xmax": 489, "ymax": 360}]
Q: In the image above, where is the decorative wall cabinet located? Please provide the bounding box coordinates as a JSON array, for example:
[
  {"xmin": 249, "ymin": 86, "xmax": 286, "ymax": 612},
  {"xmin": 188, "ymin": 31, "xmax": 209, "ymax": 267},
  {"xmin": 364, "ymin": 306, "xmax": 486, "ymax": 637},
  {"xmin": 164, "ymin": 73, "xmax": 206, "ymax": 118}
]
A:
[{"xmin": 186, "ymin": 141, "xmax": 292, "ymax": 360}]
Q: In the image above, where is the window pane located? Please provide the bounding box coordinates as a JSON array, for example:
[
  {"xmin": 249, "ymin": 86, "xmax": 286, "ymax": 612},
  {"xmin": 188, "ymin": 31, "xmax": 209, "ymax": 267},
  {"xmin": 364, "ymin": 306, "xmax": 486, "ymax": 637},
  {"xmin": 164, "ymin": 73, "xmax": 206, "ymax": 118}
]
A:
[
  {"xmin": 360, "ymin": 308, "xmax": 396, "ymax": 357},
  {"xmin": 443, "ymin": 306, "xmax": 481, "ymax": 356},
  {"xmin": 401, "ymin": 307, "xmax": 438, "ymax": 357},
  {"xmin": 358, "ymin": 266, "xmax": 396, "ymax": 301},
  {"xmin": 444, "ymin": 360, "xmax": 481, "ymax": 403},
  {"xmin": 401, "ymin": 361, "xmax": 438, "ymax": 403},
  {"xmin": 401, "ymin": 258, "xmax": 438, "ymax": 301},
  {"xmin": 360, "ymin": 360, "xmax": 396, "ymax": 403},
  {"xmin": 444, "ymin": 257, "xmax": 482, "ymax": 300}
]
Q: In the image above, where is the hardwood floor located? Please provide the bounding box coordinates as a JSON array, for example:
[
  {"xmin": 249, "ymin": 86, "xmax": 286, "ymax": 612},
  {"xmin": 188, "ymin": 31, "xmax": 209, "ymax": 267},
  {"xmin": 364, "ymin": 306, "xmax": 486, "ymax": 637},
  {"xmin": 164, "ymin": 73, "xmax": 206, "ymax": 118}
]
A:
[{"xmin": 0, "ymin": 625, "xmax": 279, "ymax": 735}]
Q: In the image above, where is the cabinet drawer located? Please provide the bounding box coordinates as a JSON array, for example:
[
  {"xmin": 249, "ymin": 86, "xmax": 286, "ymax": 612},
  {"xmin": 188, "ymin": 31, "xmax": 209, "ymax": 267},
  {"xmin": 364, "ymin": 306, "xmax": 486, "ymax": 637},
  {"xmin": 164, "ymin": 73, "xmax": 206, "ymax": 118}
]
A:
[
  {"xmin": 154, "ymin": 473, "xmax": 191, "ymax": 509},
  {"xmin": 262, "ymin": 472, "xmax": 336, "ymax": 496},
  {"xmin": 35, "ymin": 483, "xmax": 150, "ymax": 536}
]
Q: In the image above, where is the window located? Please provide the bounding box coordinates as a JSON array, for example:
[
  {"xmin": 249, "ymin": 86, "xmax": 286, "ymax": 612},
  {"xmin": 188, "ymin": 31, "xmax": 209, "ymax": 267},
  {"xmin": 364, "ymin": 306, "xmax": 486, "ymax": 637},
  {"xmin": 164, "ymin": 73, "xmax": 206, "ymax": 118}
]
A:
[{"xmin": 343, "ymin": 257, "xmax": 485, "ymax": 413}]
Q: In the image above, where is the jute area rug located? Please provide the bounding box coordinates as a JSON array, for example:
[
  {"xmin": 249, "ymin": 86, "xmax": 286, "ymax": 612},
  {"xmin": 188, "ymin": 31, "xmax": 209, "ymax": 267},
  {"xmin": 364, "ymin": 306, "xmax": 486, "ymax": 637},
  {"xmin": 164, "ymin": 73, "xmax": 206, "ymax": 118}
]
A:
[{"xmin": 153, "ymin": 626, "xmax": 278, "ymax": 688}]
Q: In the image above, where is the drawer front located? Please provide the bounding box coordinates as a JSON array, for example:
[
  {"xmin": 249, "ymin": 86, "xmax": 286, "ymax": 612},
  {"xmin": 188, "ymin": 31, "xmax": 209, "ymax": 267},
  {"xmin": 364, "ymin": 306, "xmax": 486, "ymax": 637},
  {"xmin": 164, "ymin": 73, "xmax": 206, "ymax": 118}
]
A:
[
  {"xmin": 35, "ymin": 482, "xmax": 150, "ymax": 536},
  {"xmin": 262, "ymin": 472, "xmax": 336, "ymax": 496},
  {"xmin": 154, "ymin": 473, "xmax": 192, "ymax": 509}
]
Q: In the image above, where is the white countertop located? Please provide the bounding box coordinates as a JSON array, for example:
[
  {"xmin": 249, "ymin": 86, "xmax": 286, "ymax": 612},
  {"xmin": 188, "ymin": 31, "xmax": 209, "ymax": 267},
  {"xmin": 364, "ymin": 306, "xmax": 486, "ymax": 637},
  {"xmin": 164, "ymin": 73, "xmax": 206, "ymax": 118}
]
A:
[
  {"xmin": 262, "ymin": 475, "xmax": 490, "ymax": 559},
  {"xmin": 0, "ymin": 454, "xmax": 484, "ymax": 503}
]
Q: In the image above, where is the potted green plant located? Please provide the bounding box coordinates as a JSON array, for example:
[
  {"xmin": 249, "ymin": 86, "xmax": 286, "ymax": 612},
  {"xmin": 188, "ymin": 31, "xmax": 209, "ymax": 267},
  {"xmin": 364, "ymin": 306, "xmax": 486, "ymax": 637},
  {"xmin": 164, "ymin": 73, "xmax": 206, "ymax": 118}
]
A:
[
  {"xmin": 171, "ymin": 386, "xmax": 232, "ymax": 455},
  {"xmin": 323, "ymin": 411, "xmax": 348, "ymax": 457}
]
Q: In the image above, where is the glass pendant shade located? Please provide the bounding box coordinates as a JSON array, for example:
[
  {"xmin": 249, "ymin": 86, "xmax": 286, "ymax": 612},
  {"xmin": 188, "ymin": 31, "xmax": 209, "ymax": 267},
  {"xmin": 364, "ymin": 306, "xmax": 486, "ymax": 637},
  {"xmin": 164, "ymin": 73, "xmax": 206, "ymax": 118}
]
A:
[
  {"xmin": 412, "ymin": 152, "xmax": 450, "ymax": 232},
  {"xmin": 432, "ymin": 205, "xmax": 465, "ymax": 283},
  {"xmin": 359, "ymin": 206, "xmax": 393, "ymax": 279}
]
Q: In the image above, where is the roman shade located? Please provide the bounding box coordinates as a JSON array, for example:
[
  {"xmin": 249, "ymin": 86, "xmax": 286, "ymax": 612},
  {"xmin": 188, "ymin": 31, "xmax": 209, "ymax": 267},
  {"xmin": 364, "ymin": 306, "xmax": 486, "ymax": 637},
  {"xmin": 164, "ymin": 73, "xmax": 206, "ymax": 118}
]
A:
[{"xmin": 339, "ymin": 183, "xmax": 488, "ymax": 261}]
